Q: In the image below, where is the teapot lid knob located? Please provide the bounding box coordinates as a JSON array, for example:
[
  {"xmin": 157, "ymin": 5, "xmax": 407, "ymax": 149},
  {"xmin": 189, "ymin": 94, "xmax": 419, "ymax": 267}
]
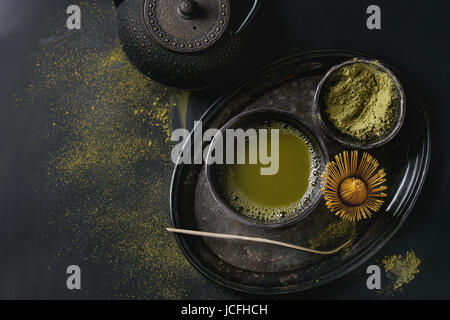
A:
[
  {"xmin": 178, "ymin": 0, "xmax": 198, "ymax": 19},
  {"xmin": 144, "ymin": 0, "xmax": 230, "ymax": 53}
]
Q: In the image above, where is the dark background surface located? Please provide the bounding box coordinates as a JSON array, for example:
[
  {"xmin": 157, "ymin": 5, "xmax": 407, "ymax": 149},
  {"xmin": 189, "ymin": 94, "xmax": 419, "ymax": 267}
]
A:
[{"xmin": 0, "ymin": 0, "xmax": 449, "ymax": 299}]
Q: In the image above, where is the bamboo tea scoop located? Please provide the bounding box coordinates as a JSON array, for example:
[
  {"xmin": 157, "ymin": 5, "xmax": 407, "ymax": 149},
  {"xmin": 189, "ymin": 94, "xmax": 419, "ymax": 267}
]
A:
[{"xmin": 167, "ymin": 228, "xmax": 351, "ymax": 255}]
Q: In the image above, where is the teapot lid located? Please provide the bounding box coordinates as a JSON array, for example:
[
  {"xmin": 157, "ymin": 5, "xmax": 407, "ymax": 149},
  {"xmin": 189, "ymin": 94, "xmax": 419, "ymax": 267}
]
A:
[{"xmin": 144, "ymin": 0, "xmax": 230, "ymax": 53}]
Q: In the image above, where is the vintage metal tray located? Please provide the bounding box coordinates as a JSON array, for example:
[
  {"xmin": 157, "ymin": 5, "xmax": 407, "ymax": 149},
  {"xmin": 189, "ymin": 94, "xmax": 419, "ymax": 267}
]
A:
[{"xmin": 169, "ymin": 50, "xmax": 430, "ymax": 294}]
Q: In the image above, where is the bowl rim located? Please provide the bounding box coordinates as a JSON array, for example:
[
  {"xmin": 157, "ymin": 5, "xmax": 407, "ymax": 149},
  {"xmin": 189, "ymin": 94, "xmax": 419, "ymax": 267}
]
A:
[
  {"xmin": 204, "ymin": 108, "xmax": 329, "ymax": 229},
  {"xmin": 313, "ymin": 58, "xmax": 406, "ymax": 150}
]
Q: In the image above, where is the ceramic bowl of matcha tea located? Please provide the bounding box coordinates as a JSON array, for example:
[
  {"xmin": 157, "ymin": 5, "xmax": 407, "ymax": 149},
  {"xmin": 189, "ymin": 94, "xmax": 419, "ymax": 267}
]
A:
[
  {"xmin": 314, "ymin": 59, "xmax": 406, "ymax": 149},
  {"xmin": 205, "ymin": 109, "xmax": 328, "ymax": 228}
]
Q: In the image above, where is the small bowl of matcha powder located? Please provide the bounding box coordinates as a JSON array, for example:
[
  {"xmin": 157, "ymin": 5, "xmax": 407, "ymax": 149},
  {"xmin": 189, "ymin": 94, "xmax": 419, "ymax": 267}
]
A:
[{"xmin": 314, "ymin": 59, "xmax": 405, "ymax": 149}]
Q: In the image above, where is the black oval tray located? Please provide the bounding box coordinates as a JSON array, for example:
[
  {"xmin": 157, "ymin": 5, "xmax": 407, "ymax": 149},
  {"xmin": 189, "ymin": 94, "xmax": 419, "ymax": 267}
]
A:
[{"xmin": 170, "ymin": 50, "xmax": 430, "ymax": 294}]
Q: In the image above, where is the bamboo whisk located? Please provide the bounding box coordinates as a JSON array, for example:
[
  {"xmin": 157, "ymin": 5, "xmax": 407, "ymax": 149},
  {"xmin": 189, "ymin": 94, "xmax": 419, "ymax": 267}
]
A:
[{"xmin": 321, "ymin": 150, "xmax": 388, "ymax": 222}]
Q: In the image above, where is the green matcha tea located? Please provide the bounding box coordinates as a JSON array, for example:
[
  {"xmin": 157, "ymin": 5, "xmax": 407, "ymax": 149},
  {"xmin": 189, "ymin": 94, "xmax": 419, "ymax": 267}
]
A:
[{"xmin": 217, "ymin": 122, "xmax": 320, "ymax": 222}]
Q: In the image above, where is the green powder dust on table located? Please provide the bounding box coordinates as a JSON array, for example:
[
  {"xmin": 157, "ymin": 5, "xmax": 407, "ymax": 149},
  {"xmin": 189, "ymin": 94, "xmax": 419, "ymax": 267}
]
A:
[
  {"xmin": 382, "ymin": 250, "xmax": 421, "ymax": 292},
  {"xmin": 325, "ymin": 62, "xmax": 397, "ymax": 141},
  {"xmin": 17, "ymin": 1, "xmax": 229, "ymax": 300},
  {"xmin": 308, "ymin": 219, "xmax": 356, "ymax": 251}
]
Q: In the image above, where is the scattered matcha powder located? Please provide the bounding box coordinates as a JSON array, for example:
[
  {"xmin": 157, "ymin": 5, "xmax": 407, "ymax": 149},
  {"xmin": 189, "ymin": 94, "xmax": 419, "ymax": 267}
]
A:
[
  {"xmin": 382, "ymin": 250, "xmax": 421, "ymax": 291},
  {"xmin": 325, "ymin": 62, "xmax": 397, "ymax": 140},
  {"xmin": 308, "ymin": 219, "xmax": 356, "ymax": 250},
  {"xmin": 17, "ymin": 1, "xmax": 226, "ymax": 299}
]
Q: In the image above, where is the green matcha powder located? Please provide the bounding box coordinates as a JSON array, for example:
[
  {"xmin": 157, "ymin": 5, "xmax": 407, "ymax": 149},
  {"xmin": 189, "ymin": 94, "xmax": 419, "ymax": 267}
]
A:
[{"xmin": 325, "ymin": 62, "xmax": 397, "ymax": 141}]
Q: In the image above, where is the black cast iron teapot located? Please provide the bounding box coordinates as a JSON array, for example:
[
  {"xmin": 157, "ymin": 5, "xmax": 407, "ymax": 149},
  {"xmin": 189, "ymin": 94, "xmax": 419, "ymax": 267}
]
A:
[{"xmin": 114, "ymin": 0, "xmax": 260, "ymax": 90}]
